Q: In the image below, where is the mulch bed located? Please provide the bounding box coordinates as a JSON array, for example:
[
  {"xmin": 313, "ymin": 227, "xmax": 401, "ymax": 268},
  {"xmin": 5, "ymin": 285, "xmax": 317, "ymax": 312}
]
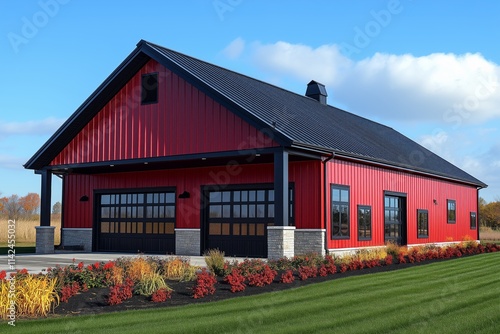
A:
[{"xmin": 51, "ymin": 258, "xmax": 451, "ymax": 318}]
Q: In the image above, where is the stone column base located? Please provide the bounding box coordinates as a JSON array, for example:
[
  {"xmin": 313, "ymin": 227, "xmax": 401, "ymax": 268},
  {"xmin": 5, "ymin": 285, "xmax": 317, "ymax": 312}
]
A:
[
  {"xmin": 175, "ymin": 229, "xmax": 201, "ymax": 256},
  {"xmin": 295, "ymin": 229, "xmax": 326, "ymax": 256},
  {"xmin": 61, "ymin": 228, "xmax": 93, "ymax": 251},
  {"xmin": 35, "ymin": 226, "xmax": 55, "ymax": 254},
  {"xmin": 267, "ymin": 226, "xmax": 295, "ymax": 260}
]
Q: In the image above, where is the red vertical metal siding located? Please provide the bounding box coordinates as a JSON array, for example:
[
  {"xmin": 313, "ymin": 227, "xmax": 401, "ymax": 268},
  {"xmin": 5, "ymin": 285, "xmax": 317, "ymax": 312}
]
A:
[
  {"xmin": 51, "ymin": 59, "xmax": 277, "ymax": 166},
  {"xmin": 325, "ymin": 160, "xmax": 479, "ymax": 249},
  {"xmin": 63, "ymin": 160, "xmax": 322, "ymax": 230}
]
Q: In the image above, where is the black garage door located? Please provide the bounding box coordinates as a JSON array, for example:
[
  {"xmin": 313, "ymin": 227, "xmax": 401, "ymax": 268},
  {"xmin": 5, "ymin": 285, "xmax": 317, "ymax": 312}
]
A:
[
  {"xmin": 95, "ymin": 190, "xmax": 176, "ymax": 254},
  {"xmin": 203, "ymin": 186, "xmax": 293, "ymax": 258}
]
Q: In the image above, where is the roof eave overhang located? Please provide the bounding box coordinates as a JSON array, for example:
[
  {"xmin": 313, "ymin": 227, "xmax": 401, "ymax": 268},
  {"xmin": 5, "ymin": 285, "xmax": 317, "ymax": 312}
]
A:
[
  {"xmin": 290, "ymin": 142, "xmax": 486, "ymax": 189},
  {"xmin": 334, "ymin": 151, "xmax": 487, "ymax": 189}
]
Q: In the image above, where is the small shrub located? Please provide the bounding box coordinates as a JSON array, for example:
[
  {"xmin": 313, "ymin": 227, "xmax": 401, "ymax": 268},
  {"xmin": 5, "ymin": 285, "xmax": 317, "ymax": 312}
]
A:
[
  {"xmin": 298, "ymin": 265, "xmax": 318, "ymax": 280},
  {"xmin": 246, "ymin": 265, "xmax": 277, "ymax": 287},
  {"xmin": 108, "ymin": 278, "xmax": 134, "ymax": 305},
  {"xmin": 318, "ymin": 265, "xmax": 328, "ymax": 277},
  {"xmin": 384, "ymin": 254, "xmax": 393, "ymax": 265},
  {"xmin": 280, "ymin": 270, "xmax": 295, "ymax": 284},
  {"xmin": 60, "ymin": 282, "xmax": 80, "ymax": 303},
  {"xmin": 204, "ymin": 249, "xmax": 226, "ymax": 276},
  {"xmin": 324, "ymin": 255, "xmax": 337, "ymax": 275},
  {"xmin": 151, "ymin": 288, "xmax": 172, "ymax": 303},
  {"xmin": 192, "ymin": 269, "xmax": 217, "ymax": 299},
  {"xmin": 225, "ymin": 268, "xmax": 246, "ymax": 293}
]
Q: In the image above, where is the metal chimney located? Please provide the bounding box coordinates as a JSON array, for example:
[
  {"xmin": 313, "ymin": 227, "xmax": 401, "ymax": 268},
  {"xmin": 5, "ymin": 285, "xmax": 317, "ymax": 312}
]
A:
[{"xmin": 305, "ymin": 80, "xmax": 327, "ymax": 105}]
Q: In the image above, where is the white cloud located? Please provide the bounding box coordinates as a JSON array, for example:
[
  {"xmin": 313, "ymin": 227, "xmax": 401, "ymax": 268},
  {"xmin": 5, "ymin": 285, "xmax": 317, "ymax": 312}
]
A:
[
  {"xmin": 0, "ymin": 117, "xmax": 64, "ymax": 137},
  {"xmin": 231, "ymin": 41, "xmax": 500, "ymax": 124},
  {"xmin": 222, "ymin": 37, "xmax": 246, "ymax": 60}
]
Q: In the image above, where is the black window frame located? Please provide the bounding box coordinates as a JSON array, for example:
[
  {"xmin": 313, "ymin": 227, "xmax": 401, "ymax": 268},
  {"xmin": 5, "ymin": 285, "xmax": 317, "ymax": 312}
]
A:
[
  {"xmin": 331, "ymin": 184, "xmax": 350, "ymax": 239},
  {"xmin": 447, "ymin": 199, "xmax": 456, "ymax": 224},
  {"xmin": 357, "ymin": 205, "xmax": 372, "ymax": 241},
  {"xmin": 417, "ymin": 209, "xmax": 429, "ymax": 238},
  {"xmin": 470, "ymin": 211, "xmax": 477, "ymax": 230},
  {"xmin": 141, "ymin": 73, "xmax": 158, "ymax": 105}
]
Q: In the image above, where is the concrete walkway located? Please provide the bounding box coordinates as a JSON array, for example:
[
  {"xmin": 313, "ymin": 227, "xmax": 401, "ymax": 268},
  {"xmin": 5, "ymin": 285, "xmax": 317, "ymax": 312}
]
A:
[{"xmin": 0, "ymin": 252, "xmax": 248, "ymax": 274}]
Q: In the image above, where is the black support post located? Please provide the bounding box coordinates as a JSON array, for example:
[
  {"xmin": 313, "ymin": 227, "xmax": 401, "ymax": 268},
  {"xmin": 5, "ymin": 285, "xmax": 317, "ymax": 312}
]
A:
[
  {"xmin": 39, "ymin": 169, "xmax": 52, "ymax": 227},
  {"xmin": 274, "ymin": 150, "xmax": 289, "ymax": 226}
]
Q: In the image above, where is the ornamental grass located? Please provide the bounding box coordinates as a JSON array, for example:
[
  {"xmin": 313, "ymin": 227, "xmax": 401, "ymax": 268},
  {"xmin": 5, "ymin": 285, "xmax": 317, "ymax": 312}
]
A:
[{"xmin": 0, "ymin": 272, "xmax": 59, "ymax": 319}]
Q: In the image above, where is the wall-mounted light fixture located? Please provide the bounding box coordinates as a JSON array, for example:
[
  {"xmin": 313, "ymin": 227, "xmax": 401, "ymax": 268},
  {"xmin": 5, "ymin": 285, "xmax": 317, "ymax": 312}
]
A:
[
  {"xmin": 179, "ymin": 191, "xmax": 190, "ymax": 199},
  {"xmin": 80, "ymin": 195, "xmax": 89, "ymax": 202},
  {"xmin": 433, "ymin": 199, "xmax": 438, "ymax": 205}
]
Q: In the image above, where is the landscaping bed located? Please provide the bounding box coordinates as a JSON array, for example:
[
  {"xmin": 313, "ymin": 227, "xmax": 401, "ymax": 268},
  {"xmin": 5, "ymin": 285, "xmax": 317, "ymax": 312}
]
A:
[{"xmin": 2, "ymin": 241, "xmax": 499, "ymax": 319}]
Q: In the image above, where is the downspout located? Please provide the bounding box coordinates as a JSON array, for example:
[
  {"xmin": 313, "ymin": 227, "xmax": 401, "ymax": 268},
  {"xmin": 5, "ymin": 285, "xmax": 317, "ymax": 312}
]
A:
[{"xmin": 322, "ymin": 153, "xmax": 335, "ymax": 255}]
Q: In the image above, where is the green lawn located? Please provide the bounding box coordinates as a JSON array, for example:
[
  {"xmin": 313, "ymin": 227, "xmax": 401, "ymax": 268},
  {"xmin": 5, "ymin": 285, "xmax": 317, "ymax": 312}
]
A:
[{"xmin": 11, "ymin": 252, "xmax": 500, "ymax": 334}]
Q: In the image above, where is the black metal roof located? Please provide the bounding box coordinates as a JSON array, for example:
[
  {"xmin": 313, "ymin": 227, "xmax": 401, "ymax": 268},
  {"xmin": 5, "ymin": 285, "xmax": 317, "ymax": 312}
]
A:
[{"xmin": 24, "ymin": 40, "xmax": 486, "ymax": 188}]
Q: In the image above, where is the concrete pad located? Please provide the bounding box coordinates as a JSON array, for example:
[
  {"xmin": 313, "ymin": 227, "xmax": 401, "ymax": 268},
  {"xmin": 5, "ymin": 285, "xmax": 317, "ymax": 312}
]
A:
[{"xmin": 0, "ymin": 252, "xmax": 250, "ymax": 274}]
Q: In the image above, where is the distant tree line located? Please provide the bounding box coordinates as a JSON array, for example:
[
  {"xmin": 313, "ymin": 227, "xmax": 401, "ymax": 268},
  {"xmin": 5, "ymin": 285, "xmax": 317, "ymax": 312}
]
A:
[
  {"xmin": 0, "ymin": 192, "xmax": 61, "ymax": 220},
  {"xmin": 479, "ymin": 198, "xmax": 500, "ymax": 230}
]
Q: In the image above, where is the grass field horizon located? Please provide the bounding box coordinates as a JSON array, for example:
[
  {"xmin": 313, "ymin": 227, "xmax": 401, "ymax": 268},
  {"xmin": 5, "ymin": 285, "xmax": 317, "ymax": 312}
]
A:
[{"xmin": 10, "ymin": 252, "xmax": 500, "ymax": 334}]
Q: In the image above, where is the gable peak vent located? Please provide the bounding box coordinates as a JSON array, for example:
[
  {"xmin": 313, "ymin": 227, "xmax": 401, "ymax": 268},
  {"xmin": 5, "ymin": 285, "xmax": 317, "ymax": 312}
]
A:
[{"xmin": 306, "ymin": 80, "xmax": 328, "ymax": 105}]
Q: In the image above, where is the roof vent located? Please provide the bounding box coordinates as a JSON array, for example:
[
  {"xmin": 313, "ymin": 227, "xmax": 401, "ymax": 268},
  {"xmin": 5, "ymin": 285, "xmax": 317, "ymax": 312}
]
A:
[{"xmin": 306, "ymin": 80, "xmax": 328, "ymax": 105}]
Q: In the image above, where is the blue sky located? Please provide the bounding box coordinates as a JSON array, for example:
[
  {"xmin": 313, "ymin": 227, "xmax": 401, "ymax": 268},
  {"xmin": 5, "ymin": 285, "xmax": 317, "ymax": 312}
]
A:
[{"xmin": 1, "ymin": 0, "xmax": 500, "ymax": 206}]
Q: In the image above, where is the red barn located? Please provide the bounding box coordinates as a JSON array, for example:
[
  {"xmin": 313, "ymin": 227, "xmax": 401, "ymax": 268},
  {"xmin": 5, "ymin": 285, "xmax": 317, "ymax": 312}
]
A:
[{"xmin": 25, "ymin": 40, "xmax": 486, "ymax": 258}]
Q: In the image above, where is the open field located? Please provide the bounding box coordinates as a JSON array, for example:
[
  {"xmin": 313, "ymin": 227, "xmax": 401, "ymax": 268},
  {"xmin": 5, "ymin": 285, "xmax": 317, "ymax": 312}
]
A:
[
  {"xmin": 480, "ymin": 226, "xmax": 500, "ymax": 243},
  {"xmin": 0, "ymin": 219, "xmax": 61, "ymax": 246},
  {"xmin": 12, "ymin": 252, "xmax": 500, "ymax": 334}
]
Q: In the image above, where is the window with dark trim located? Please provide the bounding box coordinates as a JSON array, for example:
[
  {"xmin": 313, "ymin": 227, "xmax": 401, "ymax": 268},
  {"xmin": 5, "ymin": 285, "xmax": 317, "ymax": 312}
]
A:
[
  {"xmin": 447, "ymin": 200, "xmax": 456, "ymax": 223},
  {"xmin": 417, "ymin": 209, "xmax": 429, "ymax": 238},
  {"xmin": 141, "ymin": 73, "xmax": 158, "ymax": 105},
  {"xmin": 331, "ymin": 185, "xmax": 349, "ymax": 239},
  {"xmin": 470, "ymin": 212, "xmax": 477, "ymax": 230},
  {"xmin": 358, "ymin": 205, "xmax": 371, "ymax": 241}
]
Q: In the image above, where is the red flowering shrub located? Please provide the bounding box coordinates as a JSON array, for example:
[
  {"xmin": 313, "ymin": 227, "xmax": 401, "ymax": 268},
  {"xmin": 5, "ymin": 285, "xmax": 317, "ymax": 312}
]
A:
[
  {"xmin": 151, "ymin": 288, "xmax": 172, "ymax": 303},
  {"xmin": 247, "ymin": 265, "xmax": 277, "ymax": 287},
  {"xmin": 397, "ymin": 253, "xmax": 407, "ymax": 264},
  {"xmin": 60, "ymin": 282, "xmax": 80, "ymax": 303},
  {"xmin": 318, "ymin": 265, "xmax": 328, "ymax": 277},
  {"xmin": 349, "ymin": 259, "xmax": 364, "ymax": 271},
  {"xmin": 324, "ymin": 255, "xmax": 337, "ymax": 275},
  {"xmin": 384, "ymin": 255, "xmax": 393, "ymax": 265},
  {"xmin": 0, "ymin": 270, "xmax": 6, "ymax": 280},
  {"xmin": 103, "ymin": 261, "xmax": 114, "ymax": 270},
  {"xmin": 339, "ymin": 263, "xmax": 348, "ymax": 273},
  {"xmin": 107, "ymin": 278, "xmax": 134, "ymax": 305},
  {"xmin": 192, "ymin": 269, "xmax": 217, "ymax": 298},
  {"xmin": 225, "ymin": 268, "xmax": 246, "ymax": 292},
  {"xmin": 280, "ymin": 270, "xmax": 295, "ymax": 284},
  {"xmin": 298, "ymin": 265, "xmax": 318, "ymax": 280}
]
